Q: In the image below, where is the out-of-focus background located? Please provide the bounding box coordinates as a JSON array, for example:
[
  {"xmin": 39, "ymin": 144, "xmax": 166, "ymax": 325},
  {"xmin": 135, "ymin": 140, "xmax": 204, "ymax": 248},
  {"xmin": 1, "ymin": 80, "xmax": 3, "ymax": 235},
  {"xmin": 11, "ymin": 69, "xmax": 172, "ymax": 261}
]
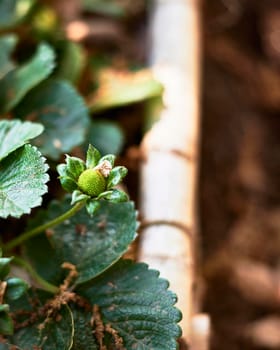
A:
[{"xmin": 201, "ymin": 1, "xmax": 280, "ymax": 349}]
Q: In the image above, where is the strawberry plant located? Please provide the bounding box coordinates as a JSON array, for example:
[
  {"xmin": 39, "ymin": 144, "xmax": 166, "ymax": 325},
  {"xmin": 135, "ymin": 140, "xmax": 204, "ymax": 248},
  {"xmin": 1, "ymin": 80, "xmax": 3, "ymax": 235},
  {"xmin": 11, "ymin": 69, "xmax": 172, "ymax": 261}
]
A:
[{"xmin": 0, "ymin": 1, "xmax": 181, "ymax": 349}]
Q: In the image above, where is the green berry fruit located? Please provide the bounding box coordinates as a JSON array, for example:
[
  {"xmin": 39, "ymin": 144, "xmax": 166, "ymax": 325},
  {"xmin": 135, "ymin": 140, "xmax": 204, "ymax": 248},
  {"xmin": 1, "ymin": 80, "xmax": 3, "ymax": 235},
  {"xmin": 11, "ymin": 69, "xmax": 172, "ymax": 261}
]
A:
[{"xmin": 77, "ymin": 169, "xmax": 106, "ymax": 197}]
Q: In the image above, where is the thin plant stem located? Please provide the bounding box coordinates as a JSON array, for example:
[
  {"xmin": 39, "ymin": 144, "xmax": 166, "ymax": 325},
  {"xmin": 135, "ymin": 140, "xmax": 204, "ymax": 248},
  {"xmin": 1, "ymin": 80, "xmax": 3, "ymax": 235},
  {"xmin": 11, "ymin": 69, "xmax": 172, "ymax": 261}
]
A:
[
  {"xmin": 4, "ymin": 202, "xmax": 85, "ymax": 252},
  {"xmin": 13, "ymin": 256, "xmax": 59, "ymax": 294}
]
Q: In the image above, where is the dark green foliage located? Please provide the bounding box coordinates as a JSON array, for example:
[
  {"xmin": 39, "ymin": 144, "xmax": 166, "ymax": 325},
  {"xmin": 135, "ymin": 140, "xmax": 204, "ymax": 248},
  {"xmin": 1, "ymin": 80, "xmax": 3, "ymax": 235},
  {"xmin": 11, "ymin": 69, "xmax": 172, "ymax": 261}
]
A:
[
  {"xmin": 25, "ymin": 196, "xmax": 137, "ymax": 284},
  {"xmin": 0, "ymin": 43, "xmax": 55, "ymax": 113},
  {"xmin": 9, "ymin": 290, "xmax": 74, "ymax": 349},
  {"xmin": 55, "ymin": 41, "xmax": 86, "ymax": 84},
  {"xmin": 6, "ymin": 260, "xmax": 181, "ymax": 349},
  {"xmin": 0, "ymin": 4, "xmax": 182, "ymax": 348},
  {"xmin": 15, "ymin": 79, "xmax": 90, "ymax": 160},
  {"xmin": 80, "ymin": 260, "xmax": 182, "ymax": 350}
]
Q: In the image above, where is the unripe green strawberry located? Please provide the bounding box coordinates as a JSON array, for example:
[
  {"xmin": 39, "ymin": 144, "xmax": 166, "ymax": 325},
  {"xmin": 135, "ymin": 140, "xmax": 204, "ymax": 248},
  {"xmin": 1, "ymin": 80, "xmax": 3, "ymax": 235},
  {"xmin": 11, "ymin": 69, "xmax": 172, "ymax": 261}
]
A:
[{"xmin": 77, "ymin": 169, "xmax": 106, "ymax": 197}]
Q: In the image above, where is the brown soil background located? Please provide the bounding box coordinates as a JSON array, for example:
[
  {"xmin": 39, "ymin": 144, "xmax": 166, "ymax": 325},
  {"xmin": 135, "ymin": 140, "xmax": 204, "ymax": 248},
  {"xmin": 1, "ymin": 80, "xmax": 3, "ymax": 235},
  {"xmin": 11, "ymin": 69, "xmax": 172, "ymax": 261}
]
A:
[{"xmin": 200, "ymin": 1, "xmax": 280, "ymax": 349}]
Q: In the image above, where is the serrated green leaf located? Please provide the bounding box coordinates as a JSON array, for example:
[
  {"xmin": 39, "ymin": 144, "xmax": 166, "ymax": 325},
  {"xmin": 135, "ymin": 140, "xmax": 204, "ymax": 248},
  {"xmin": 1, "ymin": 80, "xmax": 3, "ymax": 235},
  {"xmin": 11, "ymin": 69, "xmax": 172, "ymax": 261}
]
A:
[
  {"xmin": 0, "ymin": 257, "xmax": 13, "ymax": 279},
  {"xmin": 86, "ymin": 144, "xmax": 101, "ymax": 169},
  {"xmin": 5, "ymin": 277, "xmax": 28, "ymax": 301},
  {"xmin": 107, "ymin": 166, "xmax": 128, "ymax": 188},
  {"xmin": 88, "ymin": 69, "xmax": 163, "ymax": 113},
  {"xmin": 80, "ymin": 260, "xmax": 182, "ymax": 350},
  {"xmin": 0, "ymin": 34, "xmax": 18, "ymax": 79},
  {"xmin": 9, "ymin": 291, "xmax": 74, "ymax": 349},
  {"xmin": 15, "ymin": 79, "xmax": 90, "ymax": 159},
  {"xmin": 25, "ymin": 196, "xmax": 137, "ymax": 285},
  {"xmin": 0, "ymin": 144, "xmax": 49, "ymax": 219},
  {"xmin": 0, "ymin": 119, "xmax": 44, "ymax": 161},
  {"xmin": 0, "ymin": 0, "xmax": 35, "ymax": 29},
  {"xmin": 0, "ymin": 43, "xmax": 55, "ymax": 113},
  {"xmin": 0, "ymin": 310, "xmax": 13, "ymax": 335},
  {"xmin": 85, "ymin": 120, "xmax": 124, "ymax": 156}
]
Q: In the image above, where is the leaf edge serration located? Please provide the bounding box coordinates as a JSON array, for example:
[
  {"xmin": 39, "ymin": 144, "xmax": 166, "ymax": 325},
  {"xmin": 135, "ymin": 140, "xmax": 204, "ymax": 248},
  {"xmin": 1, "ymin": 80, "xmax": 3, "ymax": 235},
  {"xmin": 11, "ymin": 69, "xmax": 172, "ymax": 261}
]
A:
[{"xmin": 0, "ymin": 144, "xmax": 49, "ymax": 219}]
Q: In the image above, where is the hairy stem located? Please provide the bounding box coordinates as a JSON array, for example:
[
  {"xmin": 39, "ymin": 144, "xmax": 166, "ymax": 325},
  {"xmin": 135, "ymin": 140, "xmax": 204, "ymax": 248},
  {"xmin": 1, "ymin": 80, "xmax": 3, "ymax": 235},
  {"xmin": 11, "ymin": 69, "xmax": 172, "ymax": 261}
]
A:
[
  {"xmin": 4, "ymin": 202, "xmax": 85, "ymax": 252},
  {"xmin": 13, "ymin": 256, "xmax": 59, "ymax": 294}
]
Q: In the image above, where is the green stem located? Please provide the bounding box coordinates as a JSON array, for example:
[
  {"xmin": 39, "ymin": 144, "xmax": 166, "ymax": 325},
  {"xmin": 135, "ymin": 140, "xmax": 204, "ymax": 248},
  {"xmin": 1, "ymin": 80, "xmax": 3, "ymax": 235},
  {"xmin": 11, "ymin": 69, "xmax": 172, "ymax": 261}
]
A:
[
  {"xmin": 4, "ymin": 202, "xmax": 85, "ymax": 252},
  {"xmin": 13, "ymin": 256, "xmax": 59, "ymax": 294}
]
